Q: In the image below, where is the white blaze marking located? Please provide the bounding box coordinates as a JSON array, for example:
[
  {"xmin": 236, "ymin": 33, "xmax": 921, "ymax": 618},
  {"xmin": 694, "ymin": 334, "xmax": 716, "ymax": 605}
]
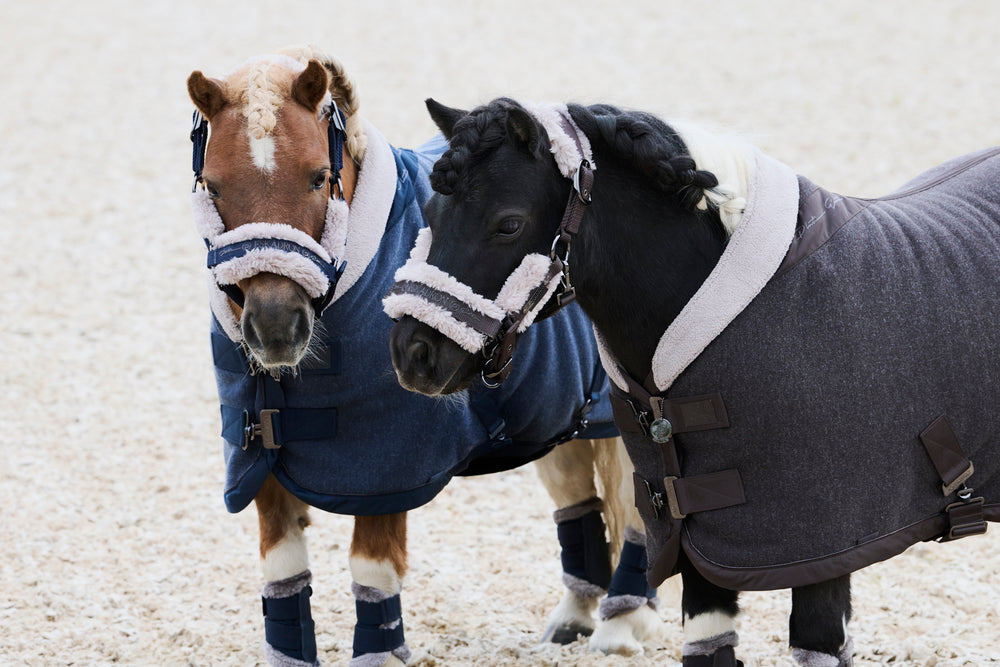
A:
[{"xmin": 250, "ymin": 135, "xmax": 276, "ymax": 172}]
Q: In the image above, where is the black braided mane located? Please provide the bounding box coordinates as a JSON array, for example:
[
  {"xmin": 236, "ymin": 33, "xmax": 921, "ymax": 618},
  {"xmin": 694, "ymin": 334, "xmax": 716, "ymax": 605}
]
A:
[
  {"xmin": 431, "ymin": 98, "xmax": 719, "ymax": 211},
  {"xmin": 429, "ymin": 98, "xmax": 540, "ymax": 196},
  {"xmin": 568, "ymin": 103, "xmax": 719, "ymax": 210}
]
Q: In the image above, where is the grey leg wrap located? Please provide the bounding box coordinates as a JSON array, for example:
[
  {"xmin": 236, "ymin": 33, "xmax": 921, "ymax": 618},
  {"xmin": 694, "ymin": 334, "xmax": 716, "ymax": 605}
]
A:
[
  {"xmin": 262, "ymin": 570, "xmax": 319, "ymax": 667},
  {"xmin": 682, "ymin": 631, "xmax": 742, "ymax": 667},
  {"xmin": 792, "ymin": 636, "xmax": 854, "ymax": 667},
  {"xmin": 350, "ymin": 583, "xmax": 410, "ymax": 667},
  {"xmin": 554, "ymin": 497, "xmax": 611, "ymax": 598},
  {"xmin": 599, "ymin": 527, "xmax": 659, "ymax": 620}
]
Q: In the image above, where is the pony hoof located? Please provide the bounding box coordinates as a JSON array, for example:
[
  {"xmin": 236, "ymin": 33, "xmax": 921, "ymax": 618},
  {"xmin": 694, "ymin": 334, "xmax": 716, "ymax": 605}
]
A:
[
  {"xmin": 541, "ymin": 620, "xmax": 594, "ymax": 644},
  {"xmin": 589, "ymin": 604, "xmax": 660, "ymax": 656}
]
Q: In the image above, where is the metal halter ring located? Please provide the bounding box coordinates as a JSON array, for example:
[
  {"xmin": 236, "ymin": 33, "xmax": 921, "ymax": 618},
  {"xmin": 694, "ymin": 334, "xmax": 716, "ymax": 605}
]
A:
[{"xmin": 573, "ymin": 159, "xmax": 593, "ymax": 204}]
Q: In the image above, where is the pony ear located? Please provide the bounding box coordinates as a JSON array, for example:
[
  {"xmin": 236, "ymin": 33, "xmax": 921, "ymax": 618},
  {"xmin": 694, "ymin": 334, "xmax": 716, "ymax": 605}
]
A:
[
  {"xmin": 425, "ymin": 99, "xmax": 467, "ymax": 139},
  {"xmin": 187, "ymin": 71, "xmax": 226, "ymax": 119},
  {"xmin": 292, "ymin": 59, "xmax": 330, "ymax": 112},
  {"xmin": 505, "ymin": 106, "xmax": 543, "ymax": 157}
]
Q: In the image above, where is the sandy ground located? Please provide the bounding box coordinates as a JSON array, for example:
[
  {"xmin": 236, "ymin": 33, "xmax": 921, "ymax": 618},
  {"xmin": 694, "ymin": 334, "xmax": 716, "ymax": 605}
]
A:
[{"xmin": 2, "ymin": 1, "xmax": 999, "ymax": 665}]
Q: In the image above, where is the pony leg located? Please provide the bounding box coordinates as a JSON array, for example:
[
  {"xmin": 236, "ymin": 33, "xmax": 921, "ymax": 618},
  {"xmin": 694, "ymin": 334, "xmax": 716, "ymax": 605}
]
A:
[
  {"xmin": 679, "ymin": 554, "xmax": 742, "ymax": 667},
  {"xmin": 534, "ymin": 438, "xmax": 609, "ymax": 644},
  {"xmin": 349, "ymin": 513, "xmax": 409, "ymax": 667},
  {"xmin": 589, "ymin": 437, "xmax": 663, "ymax": 656},
  {"xmin": 256, "ymin": 475, "xmax": 319, "ymax": 667},
  {"xmin": 789, "ymin": 575, "xmax": 853, "ymax": 667}
]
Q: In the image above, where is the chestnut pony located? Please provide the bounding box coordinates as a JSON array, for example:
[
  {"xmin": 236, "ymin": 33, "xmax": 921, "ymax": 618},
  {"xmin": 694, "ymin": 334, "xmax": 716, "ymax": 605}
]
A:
[{"xmin": 187, "ymin": 48, "xmax": 661, "ymax": 667}]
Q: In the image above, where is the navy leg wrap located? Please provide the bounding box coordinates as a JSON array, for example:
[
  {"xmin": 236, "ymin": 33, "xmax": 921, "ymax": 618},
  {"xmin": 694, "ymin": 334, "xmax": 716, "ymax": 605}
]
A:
[
  {"xmin": 609, "ymin": 539, "xmax": 657, "ymax": 600},
  {"xmin": 353, "ymin": 594, "xmax": 405, "ymax": 658},
  {"xmin": 557, "ymin": 508, "xmax": 612, "ymax": 590},
  {"xmin": 262, "ymin": 585, "xmax": 317, "ymax": 664}
]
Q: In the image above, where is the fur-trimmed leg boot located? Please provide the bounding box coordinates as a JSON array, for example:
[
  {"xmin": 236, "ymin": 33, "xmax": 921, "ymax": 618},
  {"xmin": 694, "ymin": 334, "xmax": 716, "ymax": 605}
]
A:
[
  {"xmin": 262, "ymin": 570, "xmax": 319, "ymax": 667},
  {"xmin": 590, "ymin": 527, "xmax": 661, "ymax": 655},
  {"xmin": 792, "ymin": 636, "xmax": 854, "ymax": 667},
  {"xmin": 682, "ymin": 631, "xmax": 743, "ymax": 667},
  {"xmin": 542, "ymin": 497, "xmax": 612, "ymax": 644},
  {"xmin": 350, "ymin": 583, "xmax": 409, "ymax": 667}
]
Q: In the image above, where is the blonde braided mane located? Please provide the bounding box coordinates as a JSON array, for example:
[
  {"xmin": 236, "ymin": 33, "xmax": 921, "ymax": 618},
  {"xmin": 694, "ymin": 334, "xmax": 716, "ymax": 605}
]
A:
[
  {"xmin": 220, "ymin": 46, "xmax": 369, "ymax": 164},
  {"xmin": 277, "ymin": 46, "xmax": 368, "ymax": 162}
]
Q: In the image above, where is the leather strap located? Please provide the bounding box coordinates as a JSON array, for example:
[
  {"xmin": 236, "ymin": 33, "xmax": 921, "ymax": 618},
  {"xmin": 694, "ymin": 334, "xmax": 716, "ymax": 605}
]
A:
[
  {"xmin": 919, "ymin": 415, "xmax": 976, "ymax": 496},
  {"xmin": 634, "ymin": 470, "xmax": 746, "ymax": 521},
  {"xmin": 665, "ymin": 470, "xmax": 746, "ymax": 519},
  {"xmin": 611, "ymin": 392, "xmax": 729, "ymax": 435}
]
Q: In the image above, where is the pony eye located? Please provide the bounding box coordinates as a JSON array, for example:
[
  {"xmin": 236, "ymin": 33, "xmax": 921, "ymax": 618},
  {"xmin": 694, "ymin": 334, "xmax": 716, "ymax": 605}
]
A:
[
  {"xmin": 206, "ymin": 182, "xmax": 221, "ymax": 199},
  {"xmin": 311, "ymin": 172, "xmax": 328, "ymax": 191},
  {"xmin": 496, "ymin": 217, "xmax": 522, "ymax": 237}
]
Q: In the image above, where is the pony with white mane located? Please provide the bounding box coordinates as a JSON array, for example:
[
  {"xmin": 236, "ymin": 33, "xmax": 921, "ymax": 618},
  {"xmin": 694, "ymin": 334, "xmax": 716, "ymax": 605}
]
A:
[
  {"xmin": 388, "ymin": 96, "xmax": 1000, "ymax": 666},
  {"xmin": 186, "ymin": 48, "xmax": 664, "ymax": 666}
]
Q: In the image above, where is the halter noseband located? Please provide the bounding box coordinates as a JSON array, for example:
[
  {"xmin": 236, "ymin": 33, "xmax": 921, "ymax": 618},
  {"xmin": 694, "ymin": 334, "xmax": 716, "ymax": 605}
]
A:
[{"xmin": 191, "ymin": 101, "xmax": 349, "ymax": 315}]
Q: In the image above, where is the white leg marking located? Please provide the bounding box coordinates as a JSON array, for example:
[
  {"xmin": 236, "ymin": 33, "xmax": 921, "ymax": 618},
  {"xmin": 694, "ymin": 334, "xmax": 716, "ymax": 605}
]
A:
[
  {"xmin": 590, "ymin": 604, "xmax": 661, "ymax": 656},
  {"xmin": 349, "ymin": 555, "xmax": 402, "ymax": 594},
  {"xmin": 261, "ymin": 531, "xmax": 309, "ymax": 582},
  {"xmin": 684, "ymin": 610, "xmax": 738, "ymax": 643}
]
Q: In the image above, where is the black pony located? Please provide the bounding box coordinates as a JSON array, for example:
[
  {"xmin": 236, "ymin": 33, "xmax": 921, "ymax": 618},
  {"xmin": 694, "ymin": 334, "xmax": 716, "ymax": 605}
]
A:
[{"xmin": 388, "ymin": 97, "xmax": 1000, "ymax": 665}]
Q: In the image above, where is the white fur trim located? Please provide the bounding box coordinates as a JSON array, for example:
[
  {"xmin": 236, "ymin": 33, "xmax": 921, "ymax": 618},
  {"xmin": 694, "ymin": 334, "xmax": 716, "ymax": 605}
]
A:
[
  {"xmin": 393, "ymin": 259, "xmax": 505, "ymax": 320},
  {"xmin": 208, "ymin": 273, "xmax": 243, "ymax": 341},
  {"xmin": 320, "ymin": 196, "xmax": 349, "ymax": 264},
  {"xmin": 192, "ymin": 190, "xmax": 225, "ymax": 240},
  {"xmin": 593, "ymin": 327, "xmax": 629, "ymax": 391},
  {"xmin": 213, "ymin": 248, "xmax": 329, "ymax": 298},
  {"xmin": 385, "ymin": 246, "xmax": 561, "ymax": 351},
  {"xmin": 334, "ymin": 118, "xmax": 397, "ymax": 300},
  {"xmin": 524, "ymin": 102, "xmax": 596, "ymax": 177},
  {"xmin": 210, "ymin": 222, "xmax": 334, "ymax": 299},
  {"xmin": 650, "ymin": 150, "xmax": 798, "ymax": 391},
  {"xmin": 494, "ymin": 253, "xmax": 562, "ymax": 332},
  {"xmin": 408, "ymin": 227, "xmax": 432, "ymax": 262},
  {"xmin": 212, "ymin": 222, "xmax": 332, "ymax": 261},
  {"xmin": 382, "ymin": 292, "xmax": 486, "ymax": 353}
]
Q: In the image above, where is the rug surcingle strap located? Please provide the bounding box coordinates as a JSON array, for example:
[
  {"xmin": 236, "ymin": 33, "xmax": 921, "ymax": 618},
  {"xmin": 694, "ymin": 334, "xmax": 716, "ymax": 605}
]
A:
[{"xmin": 919, "ymin": 415, "xmax": 988, "ymax": 541}]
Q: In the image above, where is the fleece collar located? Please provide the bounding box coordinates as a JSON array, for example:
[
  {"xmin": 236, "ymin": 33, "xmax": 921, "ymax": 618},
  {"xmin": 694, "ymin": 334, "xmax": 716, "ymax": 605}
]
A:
[{"xmin": 597, "ymin": 149, "xmax": 800, "ymax": 392}]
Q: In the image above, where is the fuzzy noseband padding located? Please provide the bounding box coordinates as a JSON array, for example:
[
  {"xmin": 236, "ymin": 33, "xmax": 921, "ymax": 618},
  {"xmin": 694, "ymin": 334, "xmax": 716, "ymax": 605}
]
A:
[
  {"xmin": 192, "ymin": 189, "xmax": 348, "ymax": 341},
  {"xmin": 382, "ymin": 228, "xmax": 563, "ymax": 353}
]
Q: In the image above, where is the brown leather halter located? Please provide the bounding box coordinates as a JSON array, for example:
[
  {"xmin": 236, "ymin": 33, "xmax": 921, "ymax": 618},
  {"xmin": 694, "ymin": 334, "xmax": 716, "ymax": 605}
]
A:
[{"xmin": 479, "ymin": 156, "xmax": 594, "ymax": 386}]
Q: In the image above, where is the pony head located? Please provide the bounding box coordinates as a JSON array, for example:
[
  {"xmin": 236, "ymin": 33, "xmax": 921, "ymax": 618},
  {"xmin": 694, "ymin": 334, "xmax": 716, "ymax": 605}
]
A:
[
  {"xmin": 388, "ymin": 97, "xmax": 744, "ymax": 394},
  {"xmin": 387, "ymin": 98, "xmax": 578, "ymax": 395},
  {"xmin": 188, "ymin": 47, "xmax": 365, "ymax": 372}
]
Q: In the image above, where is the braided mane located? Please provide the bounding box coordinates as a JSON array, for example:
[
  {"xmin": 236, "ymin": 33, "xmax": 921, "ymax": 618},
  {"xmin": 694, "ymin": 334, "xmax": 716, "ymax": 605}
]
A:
[
  {"xmin": 430, "ymin": 98, "xmax": 529, "ymax": 196},
  {"xmin": 431, "ymin": 99, "xmax": 733, "ymax": 217},
  {"xmin": 568, "ymin": 104, "xmax": 720, "ymax": 211}
]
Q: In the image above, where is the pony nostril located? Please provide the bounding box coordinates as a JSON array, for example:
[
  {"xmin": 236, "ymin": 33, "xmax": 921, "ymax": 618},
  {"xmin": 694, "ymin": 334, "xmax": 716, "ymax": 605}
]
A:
[
  {"xmin": 407, "ymin": 339, "xmax": 430, "ymax": 376},
  {"xmin": 243, "ymin": 313, "xmax": 262, "ymax": 349},
  {"xmin": 290, "ymin": 309, "xmax": 311, "ymax": 348}
]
